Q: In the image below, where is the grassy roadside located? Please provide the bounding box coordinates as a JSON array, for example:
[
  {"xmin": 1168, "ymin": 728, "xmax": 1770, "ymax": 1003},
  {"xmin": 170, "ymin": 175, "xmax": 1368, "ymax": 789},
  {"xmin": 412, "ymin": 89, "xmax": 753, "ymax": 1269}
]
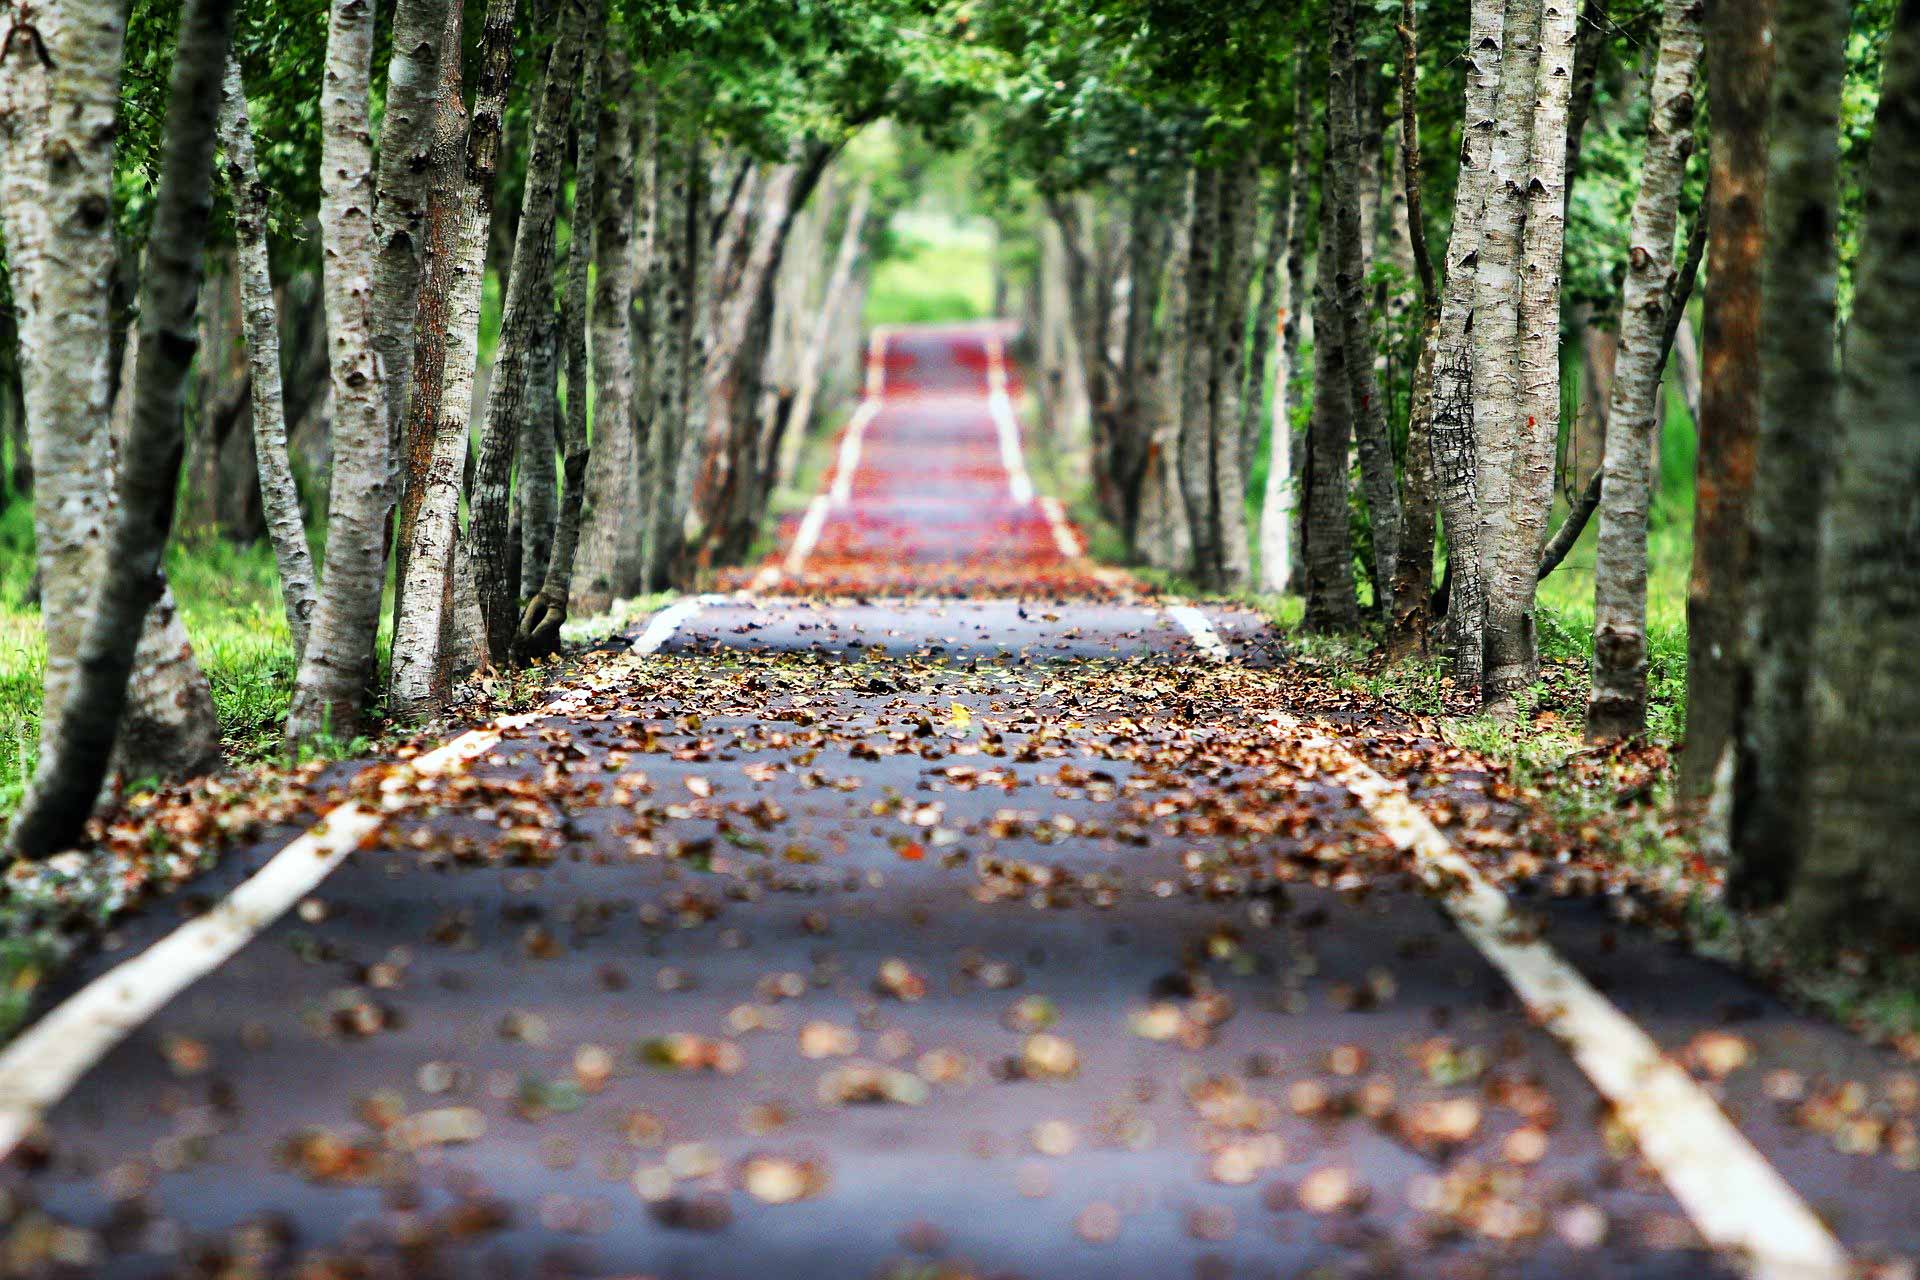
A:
[{"xmin": 1016, "ymin": 354, "xmax": 1920, "ymax": 1052}]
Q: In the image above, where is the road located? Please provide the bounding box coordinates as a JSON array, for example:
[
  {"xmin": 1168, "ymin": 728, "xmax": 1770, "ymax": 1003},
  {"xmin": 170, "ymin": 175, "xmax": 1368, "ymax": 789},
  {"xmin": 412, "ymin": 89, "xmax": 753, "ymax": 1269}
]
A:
[{"xmin": 0, "ymin": 325, "xmax": 1913, "ymax": 1279}]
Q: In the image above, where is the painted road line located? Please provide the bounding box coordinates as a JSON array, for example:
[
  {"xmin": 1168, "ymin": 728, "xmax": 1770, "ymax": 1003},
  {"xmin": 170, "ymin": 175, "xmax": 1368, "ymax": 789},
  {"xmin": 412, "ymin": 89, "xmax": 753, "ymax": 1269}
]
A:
[
  {"xmin": 1164, "ymin": 603, "xmax": 1234, "ymax": 660},
  {"xmin": 1162, "ymin": 604, "xmax": 1850, "ymax": 1280},
  {"xmin": 0, "ymin": 800, "xmax": 385, "ymax": 1162},
  {"xmin": 865, "ymin": 324, "xmax": 888, "ymax": 400},
  {"xmin": 1038, "ymin": 496, "xmax": 1082, "ymax": 559},
  {"xmin": 828, "ymin": 399, "xmax": 882, "ymax": 508},
  {"xmin": 0, "ymin": 593, "xmax": 717, "ymax": 1164},
  {"xmin": 983, "ymin": 333, "xmax": 1036, "ymax": 506},
  {"xmin": 782, "ymin": 494, "xmax": 832, "ymax": 580},
  {"xmin": 632, "ymin": 593, "xmax": 722, "ymax": 655},
  {"xmin": 830, "ymin": 329, "xmax": 889, "ymax": 508}
]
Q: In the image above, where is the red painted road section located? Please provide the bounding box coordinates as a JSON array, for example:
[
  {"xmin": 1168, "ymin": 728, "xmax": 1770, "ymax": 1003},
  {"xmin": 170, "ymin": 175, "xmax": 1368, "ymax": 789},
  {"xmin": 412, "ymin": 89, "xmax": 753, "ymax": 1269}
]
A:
[{"xmin": 737, "ymin": 325, "xmax": 1117, "ymax": 599}]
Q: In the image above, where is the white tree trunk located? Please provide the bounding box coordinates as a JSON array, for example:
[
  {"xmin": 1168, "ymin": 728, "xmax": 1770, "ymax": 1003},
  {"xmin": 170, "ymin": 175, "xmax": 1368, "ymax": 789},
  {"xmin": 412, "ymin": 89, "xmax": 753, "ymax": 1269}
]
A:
[
  {"xmin": 1485, "ymin": 0, "xmax": 1580, "ymax": 710},
  {"xmin": 1425, "ymin": 0, "xmax": 1506, "ymax": 698},
  {"xmin": 288, "ymin": 0, "xmax": 392, "ymax": 742},
  {"xmin": 1587, "ymin": 0, "xmax": 1704, "ymax": 738},
  {"xmin": 1471, "ymin": 0, "xmax": 1543, "ymax": 581},
  {"xmin": 219, "ymin": 63, "xmax": 318, "ymax": 659},
  {"xmin": 0, "ymin": 0, "xmax": 124, "ymax": 734},
  {"xmin": 572, "ymin": 44, "xmax": 642, "ymax": 615}
]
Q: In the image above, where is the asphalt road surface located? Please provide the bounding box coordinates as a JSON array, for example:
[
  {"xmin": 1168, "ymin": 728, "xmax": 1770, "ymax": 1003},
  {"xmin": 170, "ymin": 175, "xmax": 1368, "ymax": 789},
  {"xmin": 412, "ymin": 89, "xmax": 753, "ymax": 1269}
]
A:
[{"xmin": 2, "ymin": 326, "xmax": 1914, "ymax": 1280}]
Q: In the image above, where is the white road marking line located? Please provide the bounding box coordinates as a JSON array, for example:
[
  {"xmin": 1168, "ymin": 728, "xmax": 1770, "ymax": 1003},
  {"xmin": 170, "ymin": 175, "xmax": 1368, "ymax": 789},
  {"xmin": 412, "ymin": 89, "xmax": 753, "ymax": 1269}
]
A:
[
  {"xmin": 780, "ymin": 494, "xmax": 832, "ymax": 582},
  {"xmin": 631, "ymin": 593, "xmax": 721, "ymax": 655},
  {"xmin": 0, "ymin": 800, "xmax": 383, "ymax": 1161},
  {"xmin": 0, "ymin": 592, "xmax": 720, "ymax": 1163},
  {"xmin": 982, "ymin": 333, "xmax": 1036, "ymax": 506},
  {"xmin": 1163, "ymin": 604, "xmax": 1850, "ymax": 1280},
  {"xmin": 865, "ymin": 324, "xmax": 888, "ymax": 400},
  {"xmin": 828, "ymin": 399, "xmax": 881, "ymax": 508},
  {"xmin": 1037, "ymin": 496, "xmax": 1083, "ymax": 559},
  {"xmin": 1164, "ymin": 603, "xmax": 1233, "ymax": 660}
]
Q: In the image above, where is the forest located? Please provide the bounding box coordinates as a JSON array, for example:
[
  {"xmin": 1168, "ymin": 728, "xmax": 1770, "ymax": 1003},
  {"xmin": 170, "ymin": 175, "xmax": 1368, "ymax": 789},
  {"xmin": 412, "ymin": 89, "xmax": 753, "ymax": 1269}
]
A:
[
  {"xmin": 0, "ymin": 0, "xmax": 1916, "ymax": 1270},
  {"xmin": 1, "ymin": 0, "xmax": 1901, "ymax": 940}
]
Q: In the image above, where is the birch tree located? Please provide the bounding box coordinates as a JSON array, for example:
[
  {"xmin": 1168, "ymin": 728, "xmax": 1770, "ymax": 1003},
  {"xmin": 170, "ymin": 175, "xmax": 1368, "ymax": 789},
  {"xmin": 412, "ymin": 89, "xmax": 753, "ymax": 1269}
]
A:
[
  {"xmin": 519, "ymin": 34, "xmax": 607, "ymax": 656},
  {"xmin": 644, "ymin": 123, "xmax": 694, "ymax": 589},
  {"xmin": 778, "ymin": 177, "xmax": 872, "ymax": 485},
  {"xmin": 1302, "ymin": 180, "xmax": 1361, "ymax": 633},
  {"xmin": 0, "ymin": 0, "xmax": 126, "ymax": 746},
  {"xmin": 1425, "ymin": 0, "xmax": 1505, "ymax": 695},
  {"xmin": 1471, "ymin": 0, "xmax": 1541, "ymax": 648},
  {"xmin": 468, "ymin": 0, "xmax": 586, "ymax": 663},
  {"xmin": 1329, "ymin": 0, "xmax": 1401, "ymax": 610},
  {"xmin": 1206, "ymin": 159, "xmax": 1258, "ymax": 591},
  {"xmin": 369, "ymin": 0, "xmax": 455, "ymax": 438},
  {"xmin": 1176, "ymin": 167, "xmax": 1222, "ymax": 587},
  {"xmin": 287, "ymin": 0, "xmax": 396, "ymax": 742},
  {"xmin": 572, "ymin": 46, "xmax": 644, "ymax": 617},
  {"xmin": 1484, "ymin": 0, "xmax": 1579, "ymax": 710},
  {"xmin": 6, "ymin": 0, "xmax": 234, "ymax": 857},
  {"xmin": 1586, "ymin": 0, "xmax": 1704, "ymax": 739},
  {"xmin": 385, "ymin": 0, "xmax": 519, "ymax": 716},
  {"xmin": 1259, "ymin": 66, "xmax": 1314, "ymax": 597},
  {"xmin": 218, "ymin": 64, "xmax": 317, "ymax": 660},
  {"xmin": 1385, "ymin": 0, "xmax": 1442, "ymax": 660}
]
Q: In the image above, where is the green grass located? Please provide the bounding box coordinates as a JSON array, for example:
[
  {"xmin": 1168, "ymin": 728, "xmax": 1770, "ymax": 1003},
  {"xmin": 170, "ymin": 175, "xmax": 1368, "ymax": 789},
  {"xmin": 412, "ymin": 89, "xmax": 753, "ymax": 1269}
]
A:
[
  {"xmin": 1, "ymin": 488, "xmax": 320, "ymax": 819},
  {"xmin": 865, "ymin": 213, "xmax": 995, "ymax": 328}
]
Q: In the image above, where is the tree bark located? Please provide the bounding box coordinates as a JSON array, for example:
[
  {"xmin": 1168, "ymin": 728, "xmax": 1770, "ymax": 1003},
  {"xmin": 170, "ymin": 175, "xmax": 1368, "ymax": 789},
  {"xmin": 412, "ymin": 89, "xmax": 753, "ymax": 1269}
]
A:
[
  {"xmin": 1792, "ymin": 0, "xmax": 1920, "ymax": 948},
  {"xmin": 1541, "ymin": 200, "xmax": 1704, "ymax": 582},
  {"xmin": 468, "ymin": 0, "xmax": 583, "ymax": 664},
  {"xmin": 288, "ymin": 0, "xmax": 391, "ymax": 743},
  {"xmin": 6, "ymin": 0, "xmax": 232, "ymax": 857},
  {"xmin": 386, "ymin": 1, "xmax": 474, "ymax": 719},
  {"xmin": 644, "ymin": 121, "xmax": 695, "ymax": 590},
  {"xmin": 1386, "ymin": 0, "xmax": 1442, "ymax": 660},
  {"xmin": 1138, "ymin": 174, "xmax": 1190, "ymax": 573},
  {"xmin": 1177, "ymin": 167, "xmax": 1222, "ymax": 587},
  {"xmin": 369, "ymin": 0, "xmax": 454, "ymax": 443},
  {"xmin": 520, "ymin": 27, "xmax": 607, "ymax": 655},
  {"xmin": 1683, "ymin": 0, "xmax": 1774, "ymax": 798},
  {"xmin": 516, "ymin": 309, "xmax": 561, "ymax": 599},
  {"xmin": 1426, "ymin": 0, "xmax": 1505, "ymax": 699},
  {"xmin": 572, "ymin": 43, "xmax": 642, "ymax": 616},
  {"xmin": 1730, "ymin": 0, "xmax": 1849, "ymax": 902},
  {"xmin": 1586, "ymin": 0, "xmax": 1703, "ymax": 740},
  {"xmin": 1208, "ymin": 158, "xmax": 1259, "ymax": 592},
  {"xmin": 218, "ymin": 62, "xmax": 317, "ymax": 660},
  {"xmin": 1330, "ymin": 0, "xmax": 1402, "ymax": 612},
  {"xmin": 1485, "ymin": 0, "xmax": 1579, "ymax": 710},
  {"xmin": 1240, "ymin": 177, "xmax": 1285, "ymax": 495},
  {"xmin": 1302, "ymin": 185, "xmax": 1361, "ymax": 633},
  {"xmin": 1472, "ymin": 0, "xmax": 1542, "ymax": 646},
  {"xmin": 387, "ymin": 0, "xmax": 516, "ymax": 716},
  {"xmin": 0, "ymin": 0, "xmax": 122, "ymax": 738},
  {"xmin": 1259, "ymin": 66, "xmax": 1315, "ymax": 597}
]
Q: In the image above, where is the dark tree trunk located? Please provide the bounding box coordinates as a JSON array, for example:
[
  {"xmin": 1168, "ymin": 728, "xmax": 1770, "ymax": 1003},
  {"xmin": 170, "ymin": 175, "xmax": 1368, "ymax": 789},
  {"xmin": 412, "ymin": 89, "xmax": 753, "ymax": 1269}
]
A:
[
  {"xmin": 468, "ymin": 0, "xmax": 583, "ymax": 664},
  {"xmin": 1792, "ymin": 0, "xmax": 1920, "ymax": 948},
  {"xmin": 1683, "ymin": 0, "xmax": 1774, "ymax": 799},
  {"xmin": 1385, "ymin": 0, "xmax": 1442, "ymax": 661},
  {"xmin": 1731, "ymin": 0, "xmax": 1848, "ymax": 904},
  {"xmin": 520, "ymin": 21, "xmax": 607, "ymax": 656},
  {"xmin": 1302, "ymin": 186, "xmax": 1361, "ymax": 633}
]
